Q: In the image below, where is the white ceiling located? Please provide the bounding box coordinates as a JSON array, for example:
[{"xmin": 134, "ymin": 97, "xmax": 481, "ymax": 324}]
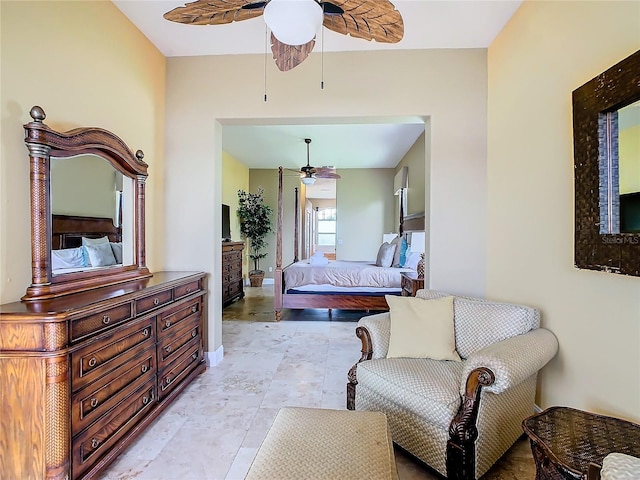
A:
[{"xmin": 113, "ymin": 0, "xmax": 522, "ymax": 171}]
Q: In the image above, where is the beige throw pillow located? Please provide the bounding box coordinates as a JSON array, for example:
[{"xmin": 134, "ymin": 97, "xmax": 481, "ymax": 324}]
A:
[{"xmin": 386, "ymin": 295, "xmax": 461, "ymax": 361}]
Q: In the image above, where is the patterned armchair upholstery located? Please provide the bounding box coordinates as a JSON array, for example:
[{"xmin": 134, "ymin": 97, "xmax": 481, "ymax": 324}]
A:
[{"xmin": 346, "ymin": 289, "xmax": 559, "ymax": 480}]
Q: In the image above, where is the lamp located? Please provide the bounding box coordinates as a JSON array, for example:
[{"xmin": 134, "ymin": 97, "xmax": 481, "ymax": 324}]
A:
[
  {"xmin": 409, "ymin": 231, "xmax": 425, "ymax": 254},
  {"xmin": 301, "ymin": 175, "xmax": 316, "ymax": 185},
  {"xmin": 263, "ymin": 0, "xmax": 324, "ymax": 46}
]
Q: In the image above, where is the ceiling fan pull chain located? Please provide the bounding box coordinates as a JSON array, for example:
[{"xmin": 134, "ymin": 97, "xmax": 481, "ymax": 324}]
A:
[
  {"xmin": 264, "ymin": 23, "xmax": 268, "ymax": 102},
  {"xmin": 320, "ymin": 25, "xmax": 325, "ymax": 90}
]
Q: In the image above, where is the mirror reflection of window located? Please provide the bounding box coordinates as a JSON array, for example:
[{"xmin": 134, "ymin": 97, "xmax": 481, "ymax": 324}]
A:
[
  {"xmin": 599, "ymin": 100, "xmax": 640, "ymax": 234},
  {"xmin": 618, "ymin": 100, "xmax": 640, "ymax": 233}
]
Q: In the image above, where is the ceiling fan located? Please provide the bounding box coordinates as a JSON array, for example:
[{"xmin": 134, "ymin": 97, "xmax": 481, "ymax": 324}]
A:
[
  {"xmin": 291, "ymin": 138, "xmax": 341, "ymax": 185},
  {"xmin": 163, "ymin": 0, "xmax": 404, "ymax": 72}
]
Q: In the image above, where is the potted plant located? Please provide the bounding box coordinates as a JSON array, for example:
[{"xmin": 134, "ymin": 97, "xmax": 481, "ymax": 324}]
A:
[{"xmin": 237, "ymin": 187, "xmax": 273, "ymax": 287}]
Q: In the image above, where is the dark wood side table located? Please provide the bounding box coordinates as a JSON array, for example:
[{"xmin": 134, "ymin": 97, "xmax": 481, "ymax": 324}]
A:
[
  {"xmin": 522, "ymin": 406, "xmax": 640, "ymax": 480},
  {"xmin": 401, "ymin": 271, "xmax": 424, "ymax": 297}
]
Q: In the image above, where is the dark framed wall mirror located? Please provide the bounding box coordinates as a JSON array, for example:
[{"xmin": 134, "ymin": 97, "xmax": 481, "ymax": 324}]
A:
[
  {"xmin": 22, "ymin": 106, "xmax": 151, "ymax": 301},
  {"xmin": 573, "ymin": 49, "xmax": 640, "ymax": 277}
]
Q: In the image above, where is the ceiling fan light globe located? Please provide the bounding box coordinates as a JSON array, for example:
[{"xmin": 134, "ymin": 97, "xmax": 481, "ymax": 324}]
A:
[
  {"xmin": 264, "ymin": 0, "xmax": 323, "ymax": 46},
  {"xmin": 301, "ymin": 176, "xmax": 316, "ymax": 185}
]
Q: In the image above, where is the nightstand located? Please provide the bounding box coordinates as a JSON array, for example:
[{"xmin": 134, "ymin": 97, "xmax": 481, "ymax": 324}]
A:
[{"xmin": 401, "ymin": 271, "xmax": 424, "ymax": 297}]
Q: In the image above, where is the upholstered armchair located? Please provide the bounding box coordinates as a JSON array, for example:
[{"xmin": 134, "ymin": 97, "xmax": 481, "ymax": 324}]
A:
[{"xmin": 346, "ymin": 289, "xmax": 559, "ymax": 480}]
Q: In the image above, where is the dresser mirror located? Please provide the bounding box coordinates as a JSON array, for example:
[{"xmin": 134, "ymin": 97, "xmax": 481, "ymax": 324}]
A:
[
  {"xmin": 573, "ymin": 49, "xmax": 640, "ymax": 277},
  {"xmin": 23, "ymin": 106, "xmax": 151, "ymax": 301},
  {"xmin": 51, "ymin": 154, "xmax": 135, "ymax": 274}
]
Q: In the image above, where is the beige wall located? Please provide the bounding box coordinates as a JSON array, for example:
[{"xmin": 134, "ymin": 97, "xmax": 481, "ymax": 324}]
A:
[
  {"xmin": 487, "ymin": 1, "xmax": 640, "ymax": 421},
  {"xmin": 395, "ymin": 131, "xmax": 427, "ymax": 228},
  {"xmin": 165, "ymin": 49, "xmax": 488, "ymax": 353},
  {"xmin": 337, "ymin": 169, "xmax": 395, "ymax": 260},
  {"xmin": 221, "ymin": 152, "xmax": 249, "ymax": 276},
  {"xmin": 51, "ymin": 156, "xmax": 118, "ymax": 219},
  {"xmin": 0, "ymin": 1, "xmax": 166, "ymax": 304}
]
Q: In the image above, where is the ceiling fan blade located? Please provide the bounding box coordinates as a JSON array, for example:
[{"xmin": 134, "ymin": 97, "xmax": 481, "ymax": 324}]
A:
[
  {"xmin": 163, "ymin": 0, "xmax": 265, "ymax": 25},
  {"xmin": 314, "ymin": 167, "xmax": 341, "ymax": 179},
  {"xmin": 322, "ymin": 0, "xmax": 404, "ymax": 43},
  {"xmin": 315, "ymin": 172, "xmax": 341, "ymax": 179},
  {"xmin": 270, "ymin": 34, "xmax": 316, "ymax": 71}
]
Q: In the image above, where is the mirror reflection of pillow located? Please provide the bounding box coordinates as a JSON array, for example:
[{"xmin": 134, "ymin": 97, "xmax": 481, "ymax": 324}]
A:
[
  {"xmin": 51, "ymin": 247, "xmax": 86, "ymax": 270},
  {"xmin": 110, "ymin": 242, "xmax": 123, "ymax": 264},
  {"xmin": 82, "ymin": 236, "xmax": 109, "ymax": 246},
  {"xmin": 84, "ymin": 243, "xmax": 117, "ymax": 267}
]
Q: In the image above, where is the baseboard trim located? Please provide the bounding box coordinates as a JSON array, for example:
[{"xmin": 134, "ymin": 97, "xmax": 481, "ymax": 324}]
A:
[
  {"xmin": 205, "ymin": 345, "xmax": 224, "ymax": 367},
  {"xmin": 534, "ymin": 404, "xmax": 542, "ymax": 413}
]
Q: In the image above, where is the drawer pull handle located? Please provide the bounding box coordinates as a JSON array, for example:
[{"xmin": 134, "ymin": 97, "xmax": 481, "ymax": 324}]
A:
[
  {"xmin": 165, "ymin": 377, "xmax": 172, "ymax": 386},
  {"xmin": 141, "ymin": 365, "xmax": 149, "ymax": 373},
  {"xmin": 192, "ymin": 352, "xmax": 198, "ymax": 360},
  {"xmin": 102, "ymin": 315, "xmax": 110, "ymax": 325},
  {"xmin": 165, "ymin": 320, "xmax": 171, "ymax": 328},
  {"xmin": 142, "ymin": 328, "xmax": 149, "ymax": 337},
  {"xmin": 191, "ymin": 306, "xmax": 197, "ymax": 313},
  {"xmin": 186, "ymin": 287, "xmax": 191, "ymax": 293},
  {"xmin": 143, "ymin": 395, "xmax": 150, "ymax": 405},
  {"xmin": 88, "ymin": 357, "xmax": 97, "ymax": 368},
  {"xmin": 191, "ymin": 330, "xmax": 197, "ymax": 338},
  {"xmin": 90, "ymin": 398, "xmax": 98, "ymax": 408},
  {"xmin": 153, "ymin": 298, "xmax": 159, "ymax": 306},
  {"xmin": 91, "ymin": 438, "xmax": 100, "ymax": 449},
  {"xmin": 165, "ymin": 345, "xmax": 172, "ymax": 353}
]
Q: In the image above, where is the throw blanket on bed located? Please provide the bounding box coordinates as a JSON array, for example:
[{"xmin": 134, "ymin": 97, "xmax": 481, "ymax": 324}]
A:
[{"xmin": 284, "ymin": 260, "xmax": 412, "ymax": 289}]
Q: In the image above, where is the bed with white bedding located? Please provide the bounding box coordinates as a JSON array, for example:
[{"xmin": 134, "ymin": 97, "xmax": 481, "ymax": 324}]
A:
[{"xmin": 273, "ymin": 166, "xmax": 425, "ymax": 320}]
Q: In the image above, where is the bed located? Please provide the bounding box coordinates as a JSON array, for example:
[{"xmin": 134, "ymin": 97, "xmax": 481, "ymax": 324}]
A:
[
  {"xmin": 273, "ymin": 167, "xmax": 425, "ymax": 320},
  {"xmin": 51, "ymin": 214, "xmax": 123, "ymax": 275}
]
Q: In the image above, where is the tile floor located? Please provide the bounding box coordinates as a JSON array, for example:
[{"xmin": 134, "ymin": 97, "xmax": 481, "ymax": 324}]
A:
[{"xmin": 100, "ymin": 285, "xmax": 536, "ymax": 480}]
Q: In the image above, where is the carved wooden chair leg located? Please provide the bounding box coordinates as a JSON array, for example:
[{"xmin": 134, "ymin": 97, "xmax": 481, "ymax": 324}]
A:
[
  {"xmin": 446, "ymin": 367, "xmax": 495, "ymax": 480},
  {"xmin": 346, "ymin": 326, "xmax": 374, "ymax": 411}
]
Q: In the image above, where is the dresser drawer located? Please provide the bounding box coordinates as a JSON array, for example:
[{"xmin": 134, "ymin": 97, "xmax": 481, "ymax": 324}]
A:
[
  {"xmin": 158, "ymin": 342, "xmax": 202, "ymax": 400},
  {"xmin": 174, "ymin": 279, "xmax": 201, "ymax": 300},
  {"xmin": 71, "ymin": 302, "xmax": 133, "ymax": 342},
  {"xmin": 157, "ymin": 316, "xmax": 201, "ymax": 370},
  {"xmin": 71, "ymin": 318, "xmax": 155, "ymax": 392},
  {"xmin": 157, "ymin": 299, "xmax": 200, "ymax": 338},
  {"xmin": 72, "ymin": 380, "xmax": 156, "ymax": 478},
  {"xmin": 227, "ymin": 280, "xmax": 243, "ymax": 300},
  {"xmin": 135, "ymin": 288, "xmax": 172, "ymax": 315},
  {"xmin": 71, "ymin": 347, "xmax": 155, "ymax": 436}
]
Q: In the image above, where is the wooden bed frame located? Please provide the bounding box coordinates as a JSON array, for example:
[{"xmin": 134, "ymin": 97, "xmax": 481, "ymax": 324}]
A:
[
  {"xmin": 273, "ymin": 167, "xmax": 424, "ymax": 320},
  {"xmin": 52, "ymin": 214, "xmax": 121, "ymax": 249}
]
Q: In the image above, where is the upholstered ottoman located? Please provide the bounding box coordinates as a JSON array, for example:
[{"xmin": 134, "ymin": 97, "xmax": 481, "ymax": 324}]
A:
[{"xmin": 245, "ymin": 407, "xmax": 398, "ymax": 480}]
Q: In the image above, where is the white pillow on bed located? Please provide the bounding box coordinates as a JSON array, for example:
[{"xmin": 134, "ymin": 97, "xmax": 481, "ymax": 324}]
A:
[
  {"xmin": 84, "ymin": 243, "xmax": 117, "ymax": 267},
  {"xmin": 82, "ymin": 236, "xmax": 109, "ymax": 246},
  {"xmin": 403, "ymin": 251, "xmax": 422, "ymax": 270},
  {"xmin": 110, "ymin": 242, "xmax": 123, "ymax": 264},
  {"xmin": 51, "ymin": 247, "xmax": 86, "ymax": 270},
  {"xmin": 375, "ymin": 242, "xmax": 396, "ymax": 268}
]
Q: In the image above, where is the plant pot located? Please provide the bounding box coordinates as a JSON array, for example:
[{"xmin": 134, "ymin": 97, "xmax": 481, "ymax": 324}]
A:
[{"xmin": 249, "ymin": 270, "xmax": 265, "ymax": 287}]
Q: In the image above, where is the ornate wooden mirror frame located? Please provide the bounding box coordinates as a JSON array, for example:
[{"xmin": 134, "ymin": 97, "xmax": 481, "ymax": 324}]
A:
[
  {"xmin": 22, "ymin": 106, "xmax": 151, "ymax": 301},
  {"xmin": 573, "ymin": 50, "xmax": 640, "ymax": 277}
]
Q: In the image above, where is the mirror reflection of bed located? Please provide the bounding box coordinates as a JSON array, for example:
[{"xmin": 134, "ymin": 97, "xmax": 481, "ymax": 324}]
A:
[
  {"xmin": 51, "ymin": 214, "xmax": 125, "ymax": 275},
  {"xmin": 50, "ymin": 153, "xmax": 134, "ymax": 275},
  {"xmin": 274, "ymin": 166, "xmax": 425, "ymax": 321}
]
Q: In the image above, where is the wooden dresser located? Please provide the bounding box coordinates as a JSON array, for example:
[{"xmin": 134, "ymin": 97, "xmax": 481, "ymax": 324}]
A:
[
  {"xmin": 0, "ymin": 271, "xmax": 207, "ymax": 480},
  {"xmin": 222, "ymin": 241, "xmax": 244, "ymax": 307}
]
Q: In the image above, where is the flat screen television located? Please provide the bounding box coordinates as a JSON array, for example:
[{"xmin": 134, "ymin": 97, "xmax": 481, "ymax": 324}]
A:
[{"xmin": 222, "ymin": 204, "xmax": 231, "ymax": 241}]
